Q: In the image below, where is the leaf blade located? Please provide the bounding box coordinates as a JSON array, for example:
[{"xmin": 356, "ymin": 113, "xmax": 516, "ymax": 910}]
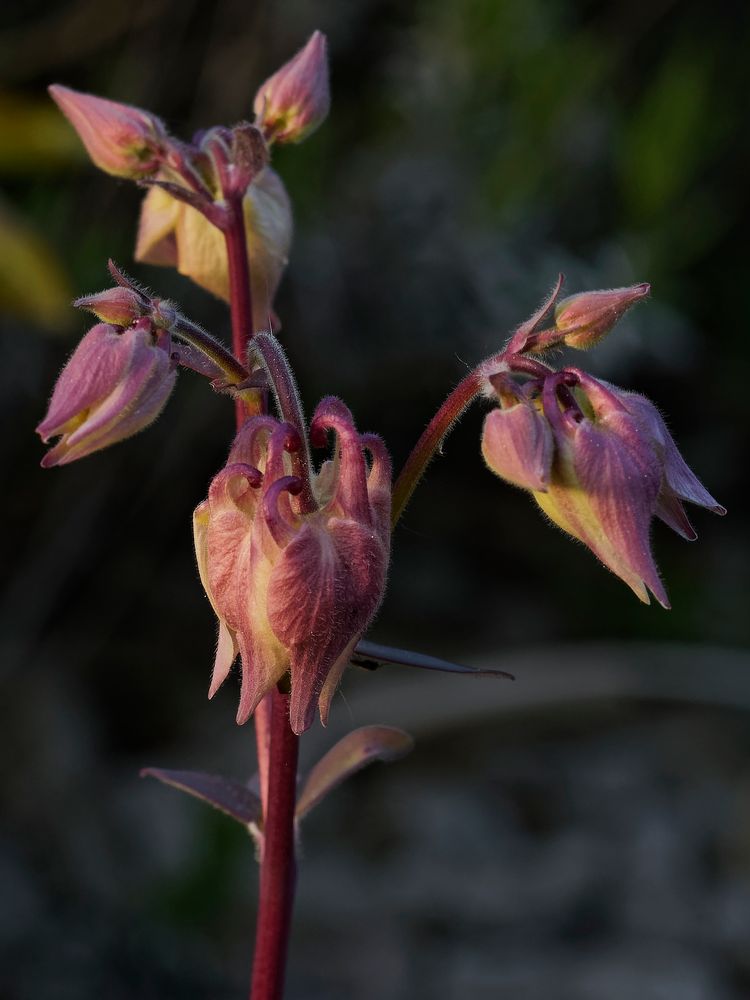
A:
[
  {"xmin": 140, "ymin": 767, "xmax": 262, "ymax": 826},
  {"xmin": 352, "ymin": 640, "xmax": 514, "ymax": 680},
  {"xmin": 296, "ymin": 725, "xmax": 414, "ymax": 820}
]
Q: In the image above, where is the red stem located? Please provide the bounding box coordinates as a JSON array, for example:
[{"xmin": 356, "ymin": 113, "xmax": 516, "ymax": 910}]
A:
[
  {"xmin": 249, "ymin": 689, "xmax": 299, "ymax": 1000},
  {"xmin": 223, "ymin": 189, "xmax": 300, "ymax": 1000},
  {"xmin": 224, "ymin": 195, "xmax": 261, "ymax": 423},
  {"xmin": 391, "ymin": 369, "xmax": 482, "ymax": 525}
]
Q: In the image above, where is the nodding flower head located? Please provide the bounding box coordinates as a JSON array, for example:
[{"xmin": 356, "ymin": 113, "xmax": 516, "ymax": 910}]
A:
[
  {"xmin": 481, "ymin": 368, "xmax": 724, "ymax": 607},
  {"xmin": 253, "ymin": 31, "xmax": 330, "ymax": 145},
  {"xmin": 36, "ymin": 319, "xmax": 176, "ymax": 467},
  {"xmin": 193, "ymin": 398, "xmax": 391, "ymax": 734},
  {"xmin": 49, "ymin": 85, "xmax": 167, "ymax": 179}
]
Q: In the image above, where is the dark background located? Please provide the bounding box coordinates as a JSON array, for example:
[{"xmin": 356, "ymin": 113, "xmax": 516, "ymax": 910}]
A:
[{"xmin": 2, "ymin": 1, "xmax": 749, "ymax": 997}]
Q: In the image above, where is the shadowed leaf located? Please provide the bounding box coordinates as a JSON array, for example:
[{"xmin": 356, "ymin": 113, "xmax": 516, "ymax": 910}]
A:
[
  {"xmin": 141, "ymin": 767, "xmax": 262, "ymax": 826},
  {"xmin": 296, "ymin": 726, "xmax": 414, "ymax": 820},
  {"xmin": 352, "ymin": 640, "xmax": 514, "ymax": 680}
]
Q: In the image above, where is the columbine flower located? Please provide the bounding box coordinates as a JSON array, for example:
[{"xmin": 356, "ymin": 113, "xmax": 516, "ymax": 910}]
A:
[
  {"xmin": 193, "ymin": 398, "xmax": 391, "ymax": 734},
  {"xmin": 481, "ymin": 368, "xmax": 724, "ymax": 607},
  {"xmin": 36, "ymin": 319, "xmax": 176, "ymax": 466},
  {"xmin": 254, "ymin": 31, "xmax": 330, "ymax": 144},
  {"xmin": 49, "ymin": 85, "xmax": 167, "ymax": 179}
]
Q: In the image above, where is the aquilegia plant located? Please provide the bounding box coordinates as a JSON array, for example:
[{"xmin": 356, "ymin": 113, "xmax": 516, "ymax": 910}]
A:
[{"xmin": 37, "ymin": 31, "xmax": 724, "ymax": 999}]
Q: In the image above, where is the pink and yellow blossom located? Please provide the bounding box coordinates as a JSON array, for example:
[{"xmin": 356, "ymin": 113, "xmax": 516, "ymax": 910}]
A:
[{"xmin": 193, "ymin": 399, "xmax": 391, "ymax": 734}]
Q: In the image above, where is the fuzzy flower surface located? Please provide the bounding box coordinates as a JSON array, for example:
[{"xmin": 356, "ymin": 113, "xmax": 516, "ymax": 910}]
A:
[
  {"xmin": 36, "ymin": 318, "xmax": 176, "ymax": 467},
  {"xmin": 482, "ymin": 367, "xmax": 724, "ymax": 607},
  {"xmin": 193, "ymin": 398, "xmax": 391, "ymax": 734},
  {"xmin": 253, "ymin": 30, "xmax": 330, "ymax": 144},
  {"xmin": 49, "ymin": 85, "xmax": 167, "ymax": 179}
]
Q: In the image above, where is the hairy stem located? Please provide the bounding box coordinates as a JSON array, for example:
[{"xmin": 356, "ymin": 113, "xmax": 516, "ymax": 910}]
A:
[
  {"xmin": 251, "ymin": 332, "xmax": 317, "ymax": 514},
  {"xmin": 223, "ymin": 187, "xmax": 300, "ymax": 1000},
  {"xmin": 392, "ymin": 347, "xmax": 555, "ymax": 525},
  {"xmin": 224, "ymin": 194, "xmax": 262, "ymax": 422},
  {"xmin": 173, "ymin": 315, "xmax": 249, "ymax": 384},
  {"xmin": 391, "ymin": 369, "xmax": 482, "ymax": 525},
  {"xmin": 249, "ymin": 688, "xmax": 299, "ymax": 1000}
]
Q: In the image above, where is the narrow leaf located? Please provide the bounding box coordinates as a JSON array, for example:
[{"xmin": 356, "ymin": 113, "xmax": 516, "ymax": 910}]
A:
[
  {"xmin": 352, "ymin": 640, "xmax": 514, "ymax": 680},
  {"xmin": 141, "ymin": 767, "xmax": 262, "ymax": 826},
  {"xmin": 296, "ymin": 726, "xmax": 414, "ymax": 820}
]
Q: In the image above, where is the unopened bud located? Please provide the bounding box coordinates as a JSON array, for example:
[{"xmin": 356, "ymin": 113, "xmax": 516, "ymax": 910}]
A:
[
  {"xmin": 37, "ymin": 320, "xmax": 176, "ymax": 466},
  {"xmin": 253, "ymin": 31, "xmax": 330, "ymax": 144},
  {"xmin": 49, "ymin": 84, "xmax": 167, "ymax": 179},
  {"xmin": 554, "ymin": 283, "xmax": 650, "ymax": 350},
  {"xmin": 74, "ymin": 287, "xmax": 148, "ymax": 326}
]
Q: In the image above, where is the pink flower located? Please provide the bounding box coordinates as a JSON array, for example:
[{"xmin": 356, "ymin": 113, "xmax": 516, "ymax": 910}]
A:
[
  {"xmin": 481, "ymin": 374, "xmax": 553, "ymax": 492},
  {"xmin": 193, "ymin": 398, "xmax": 391, "ymax": 734},
  {"xmin": 36, "ymin": 319, "xmax": 176, "ymax": 466},
  {"xmin": 48, "ymin": 85, "xmax": 167, "ymax": 179},
  {"xmin": 253, "ymin": 31, "xmax": 330, "ymax": 144},
  {"xmin": 482, "ymin": 369, "xmax": 724, "ymax": 606}
]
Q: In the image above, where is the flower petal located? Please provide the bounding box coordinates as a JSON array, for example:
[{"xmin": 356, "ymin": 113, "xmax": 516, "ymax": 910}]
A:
[{"xmin": 481, "ymin": 403, "xmax": 553, "ymax": 492}]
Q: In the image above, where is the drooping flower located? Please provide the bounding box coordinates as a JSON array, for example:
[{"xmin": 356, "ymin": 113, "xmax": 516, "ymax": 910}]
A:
[
  {"xmin": 193, "ymin": 398, "xmax": 391, "ymax": 734},
  {"xmin": 36, "ymin": 319, "xmax": 176, "ymax": 466},
  {"xmin": 482, "ymin": 368, "xmax": 724, "ymax": 607},
  {"xmin": 48, "ymin": 85, "xmax": 167, "ymax": 179},
  {"xmin": 614, "ymin": 387, "xmax": 726, "ymax": 539},
  {"xmin": 253, "ymin": 31, "xmax": 330, "ymax": 145}
]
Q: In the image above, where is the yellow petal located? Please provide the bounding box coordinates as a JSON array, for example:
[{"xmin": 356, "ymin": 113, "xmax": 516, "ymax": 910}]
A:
[{"xmin": 135, "ymin": 184, "xmax": 180, "ymax": 266}]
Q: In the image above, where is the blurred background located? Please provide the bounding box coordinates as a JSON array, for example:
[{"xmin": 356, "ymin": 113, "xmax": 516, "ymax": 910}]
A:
[{"xmin": 2, "ymin": 0, "xmax": 750, "ymax": 997}]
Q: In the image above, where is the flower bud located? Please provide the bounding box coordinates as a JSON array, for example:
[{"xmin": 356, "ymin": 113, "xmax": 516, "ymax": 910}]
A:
[
  {"xmin": 74, "ymin": 286, "xmax": 149, "ymax": 327},
  {"xmin": 37, "ymin": 319, "xmax": 176, "ymax": 466},
  {"xmin": 554, "ymin": 283, "xmax": 650, "ymax": 350},
  {"xmin": 194, "ymin": 400, "xmax": 391, "ymax": 734},
  {"xmin": 253, "ymin": 31, "xmax": 330, "ymax": 144},
  {"xmin": 136, "ymin": 167, "xmax": 292, "ymax": 325},
  {"xmin": 49, "ymin": 85, "xmax": 167, "ymax": 179}
]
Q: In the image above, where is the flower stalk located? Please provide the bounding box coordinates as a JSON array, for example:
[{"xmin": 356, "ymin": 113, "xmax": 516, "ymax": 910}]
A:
[
  {"xmin": 392, "ymin": 369, "xmax": 482, "ymax": 525},
  {"xmin": 249, "ymin": 688, "xmax": 299, "ymax": 1000},
  {"xmin": 223, "ymin": 176, "xmax": 300, "ymax": 1000}
]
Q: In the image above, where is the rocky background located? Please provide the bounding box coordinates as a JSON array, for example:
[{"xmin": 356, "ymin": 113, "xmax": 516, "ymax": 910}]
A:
[{"xmin": 2, "ymin": 0, "xmax": 750, "ymax": 997}]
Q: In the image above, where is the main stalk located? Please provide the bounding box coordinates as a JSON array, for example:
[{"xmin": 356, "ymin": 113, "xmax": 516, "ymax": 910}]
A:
[{"xmin": 223, "ymin": 194, "xmax": 300, "ymax": 1000}]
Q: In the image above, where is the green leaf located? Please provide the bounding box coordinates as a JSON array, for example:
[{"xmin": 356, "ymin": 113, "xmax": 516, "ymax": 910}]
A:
[{"xmin": 296, "ymin": 726, "xmax": 414, "ymax": 820}]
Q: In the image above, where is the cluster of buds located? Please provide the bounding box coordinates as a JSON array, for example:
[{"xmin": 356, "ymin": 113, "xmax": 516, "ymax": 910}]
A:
[
  {"xmin": 36, "ymin": 277, "xmax": 179, "ymax": 466},
  {"xmin": 193, "ymin": 399, "xmax": 391, "ymax": 734},
  {"xmin": 481, "ymin": 286, "xmax": 725, "ymax": 606},
  {"xmin": 49, "ymin": 31, "xmax": 329, "ymax": 323}
]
